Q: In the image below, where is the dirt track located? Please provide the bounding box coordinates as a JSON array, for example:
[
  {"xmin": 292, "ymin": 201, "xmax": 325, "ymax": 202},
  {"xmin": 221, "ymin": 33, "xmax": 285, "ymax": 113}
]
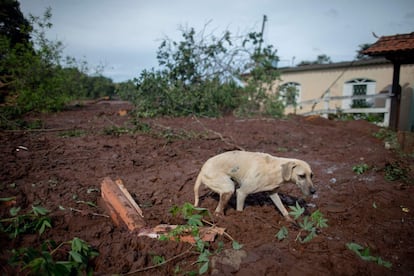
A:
[{"xmin": 1, "ymin": 100, "xmax": 413, "ymax": 275}]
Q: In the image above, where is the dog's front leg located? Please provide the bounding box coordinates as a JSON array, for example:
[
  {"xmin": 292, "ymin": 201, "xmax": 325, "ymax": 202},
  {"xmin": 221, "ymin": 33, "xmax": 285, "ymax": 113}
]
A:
[{"xmin": 269, "ymin": 193, "xmax": 293, "ymax": 222}]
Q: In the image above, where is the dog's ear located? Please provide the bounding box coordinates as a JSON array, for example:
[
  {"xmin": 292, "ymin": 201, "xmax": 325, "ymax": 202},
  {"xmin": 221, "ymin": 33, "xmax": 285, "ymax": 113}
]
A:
[{"xmin": 281, "ymin": 162, "xmax": 296, "ymax": 181}]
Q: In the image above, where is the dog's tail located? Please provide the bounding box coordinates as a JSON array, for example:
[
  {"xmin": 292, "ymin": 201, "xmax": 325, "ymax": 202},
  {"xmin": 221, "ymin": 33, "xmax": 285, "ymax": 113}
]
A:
[{"xmin": 194, "ymin": 172, "xmax": 203, "ymax": 207}]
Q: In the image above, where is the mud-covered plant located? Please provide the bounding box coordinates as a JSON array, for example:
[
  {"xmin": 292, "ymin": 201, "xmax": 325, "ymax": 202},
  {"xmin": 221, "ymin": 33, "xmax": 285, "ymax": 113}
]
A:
[
  {"xmin": 346, "ymin": 242, "xmax": 392, "ymax": 268},
  {"xmin": 276, "ymin": 202, "xmax": 328, "ymax": 243},
  {"xmin": 165, "ymin": 203, "xmax": 242, "ymax": 275},
  {"xmin": 352, "ymin": 163, "xmax": 370, "ymax": 175},
  {"xmin": 384, "ymin": 162, "xmax": 408, "ymax": 182},
  {"xmin": 9, "ymin": 237, "xmax": 99, "ymax": 275},
  {"xmin": 0, "ymin": 205, "xmax": 51, "ymax": 238}
]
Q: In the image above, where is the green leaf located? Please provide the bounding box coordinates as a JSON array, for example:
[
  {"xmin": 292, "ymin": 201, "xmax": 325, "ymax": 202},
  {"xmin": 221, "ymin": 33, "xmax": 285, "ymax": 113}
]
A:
[
  {"xmin": 299, "ymin": 216, "xmax": 314, "ymax": 232},
  {"xmin": 10, "ymin": 206, "xmax": 21, "ymax": 216},
  {"xmin": 346, "ymin": 242, "xmax": 364, "ymax": 254},
  {"xmin": 0, "ymin": 196, "xmax": 16, "ymax": 202},
  {"xmin": 199, "ymin": 260, "xmax": 209, "ymax": 275},
  {"xmin": 300, "ymin": 229, "xmax": 317, "ymax": 243},
  {"xmin": 69, "ymin": 251, "xmax": 83, "ymax": 263},
  {"xmin": 311, "ymin": 210, "xmax": 328, "ymax": 228},
  {"xmin": 152, "ymin": 255, "xmax": 165, "ymax": 265},
  {"xmin": 71, "ymin": 237, "xmax": 84, "ymax": 252},
  {"xmin": 32, "ymin": 205, "xmax": 49, "ymax": 216},
  {"xmin": 232, "ymin": 240, "xmax": 243, "ymax": 250},
  {"xmin": 187, "ymin": 214, "xmax": 203, "ymax": 227},
  {"xmin": 377, "ymin": 257, "xmax": 392, "ymax": 268},
  {"xmin": 76, "ymin": 200, "xmax": 97, "ymax": 207},
  {"xmin": 22, "ymin": 257, "xmax": 45, "ymax": 271},
  {"xmin": 289, "ymin": 202, "xmax": 305, "ymax": 220},
  {"xmin": 275, "ymin": 226, "xmax": 288, "ymax": 241},
  {"xmin": 38, "ymin": 219, "xmax": 51, "ymax": 235},
  {"xmin": 197, "ymin": 250, "xmax": 211, "ymax": 263}
]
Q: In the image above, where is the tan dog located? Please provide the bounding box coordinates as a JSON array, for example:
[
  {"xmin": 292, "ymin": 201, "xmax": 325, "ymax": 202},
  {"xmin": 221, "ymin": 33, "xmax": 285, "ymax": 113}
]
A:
[{"xmin": 194, "ymin": 151, "xmax": 315, "ymax": 221}]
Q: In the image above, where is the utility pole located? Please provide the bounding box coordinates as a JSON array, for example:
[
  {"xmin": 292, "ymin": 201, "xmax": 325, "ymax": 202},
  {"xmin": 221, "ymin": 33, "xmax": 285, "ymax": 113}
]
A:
[{"xmin": 258, "ymin": 15, "xmax": 267, "ymax": 53}]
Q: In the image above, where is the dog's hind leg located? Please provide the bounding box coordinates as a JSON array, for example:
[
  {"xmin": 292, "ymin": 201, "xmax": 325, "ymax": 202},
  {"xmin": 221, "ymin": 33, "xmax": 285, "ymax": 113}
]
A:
[
  {"xmin": 215, "ymin": 191, "xmax": 233, "ymax": 216},
  {"xmin": 212, "ymin": 176, "xmax": 235, "ymax": 216}
]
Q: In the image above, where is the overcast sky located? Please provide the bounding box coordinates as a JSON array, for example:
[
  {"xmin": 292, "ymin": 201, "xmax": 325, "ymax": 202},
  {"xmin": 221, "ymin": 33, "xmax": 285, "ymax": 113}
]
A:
[{"xmin": 19, "ymin": 0, "xmax": 414, "ymax": 82}]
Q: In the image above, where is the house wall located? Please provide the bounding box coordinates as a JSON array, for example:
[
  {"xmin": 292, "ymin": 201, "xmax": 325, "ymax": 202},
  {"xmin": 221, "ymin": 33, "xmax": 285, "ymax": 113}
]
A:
[{"xmin": 275, "ymin": 62, "xmax": 414, "ymax": 114}]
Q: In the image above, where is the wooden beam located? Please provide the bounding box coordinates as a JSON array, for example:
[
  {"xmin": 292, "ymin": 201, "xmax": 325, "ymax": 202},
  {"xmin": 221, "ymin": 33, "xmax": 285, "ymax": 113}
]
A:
[
  {"xmin": 101, "ymin": 177, "xmax": 146, "ymax": 231},
  {"xmin": 389, "ymin": 62, "xmax": 401, "ymax": 131}
]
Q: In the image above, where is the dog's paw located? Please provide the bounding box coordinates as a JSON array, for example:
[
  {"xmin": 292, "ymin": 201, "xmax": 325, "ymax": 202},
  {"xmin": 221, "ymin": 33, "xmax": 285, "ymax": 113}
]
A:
[
  {"xmin": 214, "ymin": 211, "xmax": 225, "ymax": 218},
  {"xmin": 284, "ymin": 215, "xmax": 294, "ymax": 223}
]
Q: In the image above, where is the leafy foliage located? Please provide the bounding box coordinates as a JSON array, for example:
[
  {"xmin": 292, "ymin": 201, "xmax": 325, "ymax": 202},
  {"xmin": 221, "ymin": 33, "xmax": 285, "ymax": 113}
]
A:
[
  {"xmin": 0, "ymin": 205, "xmax": 51, "ymax": 238},
  {"xmin": 0, "ymin": 6, "xmax": 114, "ymax": 129},
  {"xmin": 275, "ymin": 226, "xmax": 288, "ymax": 241},
  {"xmin": 276, "ymin": 202, "xmax": 329, "ymax": 243},
  {"xmin": 9, "ymin": 237, "xmax": 99, "ymax": 275},
  {"xmin": 346, "ymin": 242, "xmax": 392, "ymax": 268},
  {"xmin": 167, "ymin": 203, "xmax": 242, "ymax": 275},
  {"xmin": 384, "ymin": 162, "xmax": 408, "ymax": 182},
  {"xmin": 128, "ymin": 24, "xmax": 285, "ymax": 118},
  {"xmin": 352, "ymin": 163, "xmax": 370, "ymax": 175}
]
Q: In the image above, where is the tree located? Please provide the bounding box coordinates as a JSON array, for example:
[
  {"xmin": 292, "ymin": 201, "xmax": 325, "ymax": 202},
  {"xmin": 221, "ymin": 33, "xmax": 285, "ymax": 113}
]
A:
[
  {"xmin": 297, "ymin": 54, "xmax": 332, "ymax": 66},
  {"xmin": 1, "ymin": 5, "xmax": 114, "ymax": 128},
  {"xmin": 356, "ymin": 43, "xmax": 372, "ymax": 60},
  {"xmin": 0, "ymin": 0, "xmax": 32, "ymax": 48},
  {"xmin": 131, "ymin": 24, "xmax": 283, "ymax": 118}
]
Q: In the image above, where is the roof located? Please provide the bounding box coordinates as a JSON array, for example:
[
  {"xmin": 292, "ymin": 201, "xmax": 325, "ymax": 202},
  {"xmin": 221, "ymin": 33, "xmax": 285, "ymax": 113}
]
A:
[
  {"xmin": 279, "ymin": 57, "xmax": 390, "ymax": 73},
  {"xmin": 362, "ymin": 32, "xmax": 414, "ymax": 63}
]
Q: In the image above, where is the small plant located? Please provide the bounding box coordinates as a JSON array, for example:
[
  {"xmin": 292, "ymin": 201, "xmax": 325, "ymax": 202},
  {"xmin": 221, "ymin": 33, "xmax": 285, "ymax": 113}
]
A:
[
  {"xmin": 352, "ymin": 163, "xmax": 370, "ymax": 175},
  {"xmin": 58, "ymin": 129, "xmax": 86, "ymax": 138},
  {"xmin": 373, "ymin": 128, "xmax": 398, "ymax": 145},
  {"xmin": 102, "ymin": 126, "xmax": 132, "ymax": 136},
  {"xmin": 10, "ymin": 237, "xmax": 99, "ymax": 274},
  {"xmin": 0, "ymin": 205, "xmax": 51, "ymax": 238},
  {"xmin": 276, "ymin": 202, "xmax": 328, "ymax": 243},
  {"xmin": 346, "ymin": 242, "xmax": 392, "ymax": 268},
  {"xmin": 152, "ymin": 255, "xmax": 166, "ymax": 265},
  {"xmin": 275, "ymin": 226, "xmax": 288, "ymax": 241},
  {"xmin": 165, "ymin": 203, "xmax": 242, "ymax": 275},
  {"xmin": 384, "ymin": 162, "xmax": 408, "ymax": 182}
]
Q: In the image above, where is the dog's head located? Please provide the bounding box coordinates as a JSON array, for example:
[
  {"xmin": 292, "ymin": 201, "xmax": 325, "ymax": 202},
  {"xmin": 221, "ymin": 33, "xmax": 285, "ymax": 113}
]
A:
[{"xmin": 281, "ymin": 160, "xmax": 316, "ymax": 197}]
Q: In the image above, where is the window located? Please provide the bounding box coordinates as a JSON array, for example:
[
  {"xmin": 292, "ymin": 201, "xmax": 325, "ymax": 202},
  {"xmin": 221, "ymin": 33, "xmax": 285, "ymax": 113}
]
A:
[
  {"xmin": 343, "ymin": 79, "xmax": 376, "ymax": 109},
  {"xmin": 279, "ymin": 82, "xmax": 301, "ymax": 106}
]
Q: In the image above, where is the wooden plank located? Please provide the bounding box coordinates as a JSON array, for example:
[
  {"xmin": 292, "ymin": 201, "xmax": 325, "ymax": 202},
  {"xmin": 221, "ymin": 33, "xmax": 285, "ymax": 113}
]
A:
[
  {"xmin": 101, "ymin": 177, "xmax": 146, "ymax": 231},
  {"xmin": 138, "ymin": 224, "xmax": 226, "ymax": 244},
  {"xmin": 115, "ymin": 179, "xmax": 144, "ymax": 218},
  {"xmin": 100, "ymin": 177, "xmax": 225, "ymax": 243}
]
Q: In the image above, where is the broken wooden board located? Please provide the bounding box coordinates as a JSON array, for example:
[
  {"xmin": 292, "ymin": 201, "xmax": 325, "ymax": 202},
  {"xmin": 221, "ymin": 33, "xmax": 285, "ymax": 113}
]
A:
[
  {"xmin": 138, "ymin": 224, "xmax": 226, "ymax": 244},
  {"xmin": 100, "ymin": 177, "xmax": 225, "ymax": 244},
  {"xmin": 101, "ymin": 177, "xmax": 146, "ymax": 231}
]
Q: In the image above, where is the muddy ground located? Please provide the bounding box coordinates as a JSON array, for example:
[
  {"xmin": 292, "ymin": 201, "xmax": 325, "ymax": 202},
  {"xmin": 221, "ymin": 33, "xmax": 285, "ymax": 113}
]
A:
[{"xmin": 1, "ymin": 100, "xmax": 413, "ymax": 275}]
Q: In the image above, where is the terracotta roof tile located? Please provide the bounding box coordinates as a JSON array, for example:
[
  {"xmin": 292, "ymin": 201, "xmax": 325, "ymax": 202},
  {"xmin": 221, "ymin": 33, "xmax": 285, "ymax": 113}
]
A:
[{"xmin": 363, "ymin": 32, "xmax": 414, "ymax": 55}]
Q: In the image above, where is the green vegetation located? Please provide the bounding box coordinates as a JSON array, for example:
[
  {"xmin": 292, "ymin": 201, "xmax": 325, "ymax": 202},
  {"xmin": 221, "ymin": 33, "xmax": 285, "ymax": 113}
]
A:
[
  {"xmin": 58, "ymin": 129, "xmax": 87, "ymax": 138},
  {"xmin": 1, "ymin": 3, "xmax": 114, "ymax": 129},
  {"xmin": 10, "ymin": 237, "xmax": 99, "ymax": 275},
  {"xmin": 0, "ymin": 204, "xmax": 51, "ymax": 238},
  {"xmin": 1, "ymin": 199, "xmax": 98, "ymax": 274},
  {"xmin": 118, "ymin": 24, "xmax": 287, "ymax": 119},
  {"xmin": 352, "ymin": 163, "xmax": 370, "ymax": 175},
  {"xmin": 163, "ymin": 203, "xmax": 242, "ymax": 275},
  {"xmin": 276, "ymin": 202, "xmax": 328, "ymax": 243},
  {"xmin": 346, "ymin": 242, "xmax": 392, "ymax": 268},
  {"xmin": 384, "ymin": 161, "xmax": 409, "ymax": 182}
]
